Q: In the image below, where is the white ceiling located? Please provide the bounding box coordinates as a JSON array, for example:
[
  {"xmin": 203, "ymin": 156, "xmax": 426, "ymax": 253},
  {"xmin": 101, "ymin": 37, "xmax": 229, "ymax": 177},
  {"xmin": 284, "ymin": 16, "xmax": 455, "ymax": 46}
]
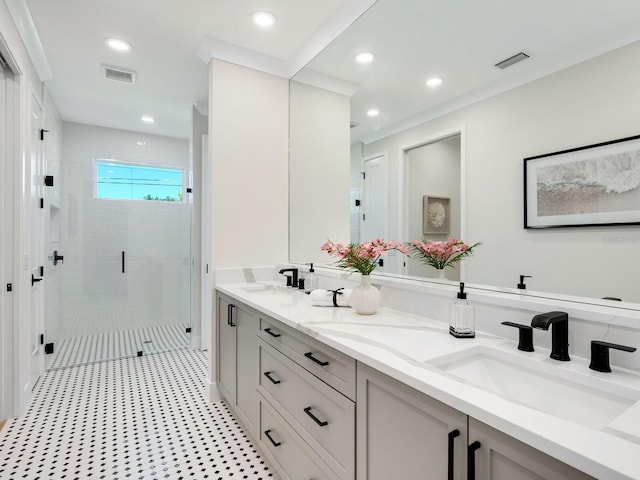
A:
[
  {"xmin": 21, "ymin": 0, "xmax": 640, "ymax": 142},
  {"xmin": 297, "ymin": 0, "xmax": 640, "ymax": 144},
  {"xmin": 24, "ymin": 0, "xmax": 359, "ymax": 139}
]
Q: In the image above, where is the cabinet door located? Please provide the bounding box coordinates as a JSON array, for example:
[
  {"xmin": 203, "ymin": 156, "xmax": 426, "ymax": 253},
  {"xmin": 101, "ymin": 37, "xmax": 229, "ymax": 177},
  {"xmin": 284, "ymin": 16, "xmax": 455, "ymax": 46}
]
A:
[
  {"xmin": 217, "ymin": 295, "xmax": 236, "ymax": 404},
  {"xmin": 357, "ymin": 363, "xmax": 467, "ymax": 480},
  {"xmin": 235, "ymin": 304, "xmax": 259, "ymax": 434},
  {"xmin": 468, "ymin": 418, "xmax": 595, "ymax": 480}
]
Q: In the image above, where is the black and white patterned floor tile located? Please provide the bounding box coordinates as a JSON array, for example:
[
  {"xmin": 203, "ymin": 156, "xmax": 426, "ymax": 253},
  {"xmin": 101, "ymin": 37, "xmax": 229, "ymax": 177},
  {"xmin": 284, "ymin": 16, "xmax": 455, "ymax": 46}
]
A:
[
  {"xmin": 0, "ymin": 349, "xmax": 280, "ymax": 480},
  {"xmin": 48, "ymin": 324, "xmax": 190, "ymax": 370}
]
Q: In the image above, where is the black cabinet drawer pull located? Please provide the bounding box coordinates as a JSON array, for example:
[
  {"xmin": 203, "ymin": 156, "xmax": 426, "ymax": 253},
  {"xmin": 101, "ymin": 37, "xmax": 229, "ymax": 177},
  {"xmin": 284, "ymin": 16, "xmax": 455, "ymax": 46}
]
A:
[
  {"xmin": 304, "ymin": 351, "xmax": 329, "ymax": 366},
  {"xmin": 264, "ymin": 429, "xmax": 281, "ymax": 447},
  {"xmin": 264, "ymin": 327, "xmax": 281, "ymax": 338},
  {"xmin": 448, "ymin": 429, "xmax": 460, "ymax": 480},
  {"xmin": 467, "ymin": 441, "xmax": 481, "ymax": 480},
  {"xmin": 303, "ymin": 406, "xmax": 328, "ymax": 427},
  {"xmin": 263, "ymin": 371, "xmax": 281, "ymax": 385},
  {"xmin": 227, "ymin": 304, "xmax": 236, "ymax": 327}
]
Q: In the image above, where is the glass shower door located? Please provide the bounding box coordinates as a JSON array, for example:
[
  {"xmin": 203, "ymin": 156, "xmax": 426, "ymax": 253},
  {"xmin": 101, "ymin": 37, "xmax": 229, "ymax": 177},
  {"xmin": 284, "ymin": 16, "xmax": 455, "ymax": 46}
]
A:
[{"xmin": 48, "ymin": 155, "xmax": 191, "ymax": 369}]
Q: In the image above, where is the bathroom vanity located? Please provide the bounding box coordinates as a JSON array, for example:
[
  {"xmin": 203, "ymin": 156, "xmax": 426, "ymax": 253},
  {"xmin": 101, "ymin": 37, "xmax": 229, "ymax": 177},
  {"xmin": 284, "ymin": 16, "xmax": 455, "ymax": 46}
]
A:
[{"xmin": 215, "ymin": 275, "xmax": 640, "ymax": 480}]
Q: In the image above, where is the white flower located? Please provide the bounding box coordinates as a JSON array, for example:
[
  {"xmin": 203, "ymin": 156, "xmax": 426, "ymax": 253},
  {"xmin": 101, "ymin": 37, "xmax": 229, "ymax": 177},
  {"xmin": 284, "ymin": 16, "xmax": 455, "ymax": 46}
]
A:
[{"xmin": 427, "ymin": 201, "xmax": 446, "ymax": 228}]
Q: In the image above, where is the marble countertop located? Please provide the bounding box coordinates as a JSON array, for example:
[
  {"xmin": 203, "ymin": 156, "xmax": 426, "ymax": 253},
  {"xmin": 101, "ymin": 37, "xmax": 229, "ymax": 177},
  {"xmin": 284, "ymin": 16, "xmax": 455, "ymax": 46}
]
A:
[{"xmin": 216, "ymin": 282, "xmax": 640, "ymax": 480}]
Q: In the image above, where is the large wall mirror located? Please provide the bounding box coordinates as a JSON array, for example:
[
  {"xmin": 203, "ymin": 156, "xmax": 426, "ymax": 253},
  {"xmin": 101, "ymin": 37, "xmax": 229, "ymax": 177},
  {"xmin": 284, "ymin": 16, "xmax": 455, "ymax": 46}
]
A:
[{"xmin": 289, "ymin": 0, "xmax": 640, "ymax": 308}]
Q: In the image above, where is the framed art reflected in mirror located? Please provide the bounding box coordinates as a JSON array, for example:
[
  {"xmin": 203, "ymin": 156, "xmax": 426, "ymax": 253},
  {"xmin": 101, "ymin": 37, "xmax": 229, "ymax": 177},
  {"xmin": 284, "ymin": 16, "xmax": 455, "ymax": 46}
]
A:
[
  {"xmin": 424, "ymin": 195, "xmax": 450, "ymax": 234},
  {"xmin": 525, "ymin": 134, "xmax": 640, "ymax": 229}
]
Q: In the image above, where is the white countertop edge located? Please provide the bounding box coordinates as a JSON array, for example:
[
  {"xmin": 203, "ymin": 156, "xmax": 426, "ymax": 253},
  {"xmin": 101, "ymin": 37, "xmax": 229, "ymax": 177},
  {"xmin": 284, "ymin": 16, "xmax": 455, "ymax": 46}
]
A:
[{"xmin": 216, "ymin": 282, "xmax": 640, "ymax": 480}]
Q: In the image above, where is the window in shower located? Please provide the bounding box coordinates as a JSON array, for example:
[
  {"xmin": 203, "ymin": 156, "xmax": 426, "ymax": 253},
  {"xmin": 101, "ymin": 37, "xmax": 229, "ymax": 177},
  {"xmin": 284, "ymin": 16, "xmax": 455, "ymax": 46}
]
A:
[{"xmin": 96, "ymin": 161, "xmax": 184, "ymax": 201}]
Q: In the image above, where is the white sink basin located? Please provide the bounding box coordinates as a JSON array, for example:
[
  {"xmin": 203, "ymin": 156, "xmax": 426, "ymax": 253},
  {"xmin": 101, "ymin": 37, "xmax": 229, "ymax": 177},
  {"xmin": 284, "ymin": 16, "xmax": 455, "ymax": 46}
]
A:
[{"xmin": 427, "ymin": 345, "xmax": 640, "ymax": 429}]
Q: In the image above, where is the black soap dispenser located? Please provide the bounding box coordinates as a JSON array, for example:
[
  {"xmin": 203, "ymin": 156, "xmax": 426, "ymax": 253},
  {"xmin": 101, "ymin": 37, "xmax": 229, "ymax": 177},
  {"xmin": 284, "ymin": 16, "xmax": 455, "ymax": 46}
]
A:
[{"xmin": 449, "ymin": 282, "xmax": 475, "ymax": 338}]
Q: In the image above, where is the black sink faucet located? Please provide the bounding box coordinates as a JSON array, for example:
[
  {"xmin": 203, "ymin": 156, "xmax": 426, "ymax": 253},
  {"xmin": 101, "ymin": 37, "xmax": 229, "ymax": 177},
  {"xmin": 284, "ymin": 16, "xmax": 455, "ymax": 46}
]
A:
[
  {"xmin": 531, "ymin": 311, "xmax": 570, "ymax": 361},
  {"xmin": 278, "ymin": 268, "xmax": 298, "ymax": 288}
]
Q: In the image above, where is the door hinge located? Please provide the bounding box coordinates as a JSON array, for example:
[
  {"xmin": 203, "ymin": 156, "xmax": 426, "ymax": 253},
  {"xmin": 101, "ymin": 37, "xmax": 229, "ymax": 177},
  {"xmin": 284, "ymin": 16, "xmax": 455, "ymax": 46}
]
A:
[
  {"xmin": 44, "ymin": 175, "xmax": 54, "ymax": 187},
  {"xmin": 186, "ymin": 327, "xmax": 192, "ymax": 333},
  {"xmin": 39, "ymin": 265, "xmax": 44, "ymax": 277},
  {"xmin": 205, "ymin": 263, "xmax": 209, "ymax": 274},
  {"xmin": 40, "ymin": 334, "xmax": 44, "ymax": 345},
  {"xmin": 355, "ymin": 199, "xmax": 361, "ymax": 207},
  {"xmin": 6, "ymin": 283, "xmax": 12, "ymax": 292},
  {"xmin": 186, "ymin": 188, "xmax": 193, "ymax": 193},
  {"xmin": 40, "ymin": 129, "xmax": 49, "ymax": 141},
  {"xmin": 40, "ymin": 198, "xmax": 44, "ymax": 208},
  {"xmin": 44, "ymin": 343, "xmax": 54, "ymax": 354},
  {"xmin": 362, "ymin": 213, "xmax": 366, "ymax": 221}
]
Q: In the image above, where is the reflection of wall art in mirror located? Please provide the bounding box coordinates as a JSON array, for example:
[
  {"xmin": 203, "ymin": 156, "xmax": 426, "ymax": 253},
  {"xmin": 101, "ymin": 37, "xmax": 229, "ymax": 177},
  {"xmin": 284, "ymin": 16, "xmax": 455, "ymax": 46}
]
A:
[
  {"xmin": 525, "ymin": 134, "xmax": 640, "ymax": 229},
  {"xmin": 423, "ymin": 195, "xmax": 450, "ymax": 234}
]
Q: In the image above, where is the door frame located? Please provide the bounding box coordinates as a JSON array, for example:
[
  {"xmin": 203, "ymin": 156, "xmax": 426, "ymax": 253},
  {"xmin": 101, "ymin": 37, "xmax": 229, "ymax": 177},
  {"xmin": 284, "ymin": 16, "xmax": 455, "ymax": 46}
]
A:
[{"xmin": 398, "ymin": 125, "xmax": 466, "ymax": 276}]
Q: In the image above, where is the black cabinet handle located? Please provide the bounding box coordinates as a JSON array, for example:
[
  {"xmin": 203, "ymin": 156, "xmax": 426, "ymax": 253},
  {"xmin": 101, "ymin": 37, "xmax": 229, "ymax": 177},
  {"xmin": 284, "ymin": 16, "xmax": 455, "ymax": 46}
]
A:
[
  {"xmin": 264, "ymin": 429, "xmax": 281, "ymax": 447},
  {"xmin": 448, "ymin": 429, "xmax": 460, "ymax": 480},
  {"xmin": 227, "ymin": 304, "xmax": 236, "ymax": 327},
  {"xmin": 467, "ymin": 441, "xmax": 481, "ymax": 480},
  {"xmin": 264, "ymin": 327, "xmax": 281, "ymax": 338},
  {"xmin": 263, "ymin": 371, "xmax": 281, "ymax": 385},
  {"xmin": 303, "ymin": 406, "xmax": 328, "ymax": 427},
  {"xmin": 121, "ymin": 251, "xmax": 125, "ymax": 273},
  {"xmin": 304, "ymin": 351, "xmax": 329, "ymax": 366}
]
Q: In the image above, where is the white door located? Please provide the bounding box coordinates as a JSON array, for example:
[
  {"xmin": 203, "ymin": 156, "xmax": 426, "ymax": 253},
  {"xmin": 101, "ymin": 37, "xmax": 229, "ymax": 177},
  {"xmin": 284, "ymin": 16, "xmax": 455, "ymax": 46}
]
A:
[
  {"xmin": 0, "ymin": 54, "xmax": 15, "ymax": 419},
  {"xmin": 29, "ymin": 96, "xmax": 45, "ymax": 388},
  {"xmin": 361, "ymin": 154, "xmax": 389, "ymax": 272}
]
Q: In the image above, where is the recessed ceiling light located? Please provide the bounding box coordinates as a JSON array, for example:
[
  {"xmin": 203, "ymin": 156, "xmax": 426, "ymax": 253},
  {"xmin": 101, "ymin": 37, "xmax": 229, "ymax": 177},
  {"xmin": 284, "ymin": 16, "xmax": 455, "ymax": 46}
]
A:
[
  {"xmin": 367, "ymin": 108, "xmax": 380, "ymax": 117},
  {"xmin": 426, "ymin": 77, "xmax": 443, "ymax": 88},
  {"xmin": 251, "ymin": 11, "xmax": 276, "ymax": 28},
  {"xmin": 141, "ymin": 115, "xmax": 155, "ymax": 124},
  {"xmin": 356, "ymin": 52, "xmax": 375, "ymax": 64},
  {"xmin": 105, "ymin": 38, "xmax": 132, "ymax": 53}
]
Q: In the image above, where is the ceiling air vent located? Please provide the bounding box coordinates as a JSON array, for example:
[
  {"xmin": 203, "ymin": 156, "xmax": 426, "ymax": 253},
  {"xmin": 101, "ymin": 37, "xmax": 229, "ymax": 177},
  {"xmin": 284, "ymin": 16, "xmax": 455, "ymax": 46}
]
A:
[
  {"xmin": 494, "ymin": 52, "xmax": 530, "ymax": 70},
  {"xmin": 102, "ymin": 65, "xmax": 136, "ymax": 84}
]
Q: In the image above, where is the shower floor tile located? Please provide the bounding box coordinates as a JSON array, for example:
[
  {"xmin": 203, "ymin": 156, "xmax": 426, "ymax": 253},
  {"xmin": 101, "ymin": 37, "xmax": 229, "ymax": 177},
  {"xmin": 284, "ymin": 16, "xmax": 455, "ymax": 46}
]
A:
[
  {"xmin": 0, "ymin": 349, "xmax": 280, "ymax": 480},
  {"xmin": 48, "ymin": 323, "xmax": 190, "ymax": 369}
]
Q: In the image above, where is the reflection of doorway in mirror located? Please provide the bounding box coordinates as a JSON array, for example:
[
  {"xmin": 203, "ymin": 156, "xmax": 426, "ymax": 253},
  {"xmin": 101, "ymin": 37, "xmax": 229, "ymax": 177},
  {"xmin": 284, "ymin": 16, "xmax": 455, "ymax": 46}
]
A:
[
  {"xmin": 406, "ymin": 135, "xmax": 461, "ymax": 280},
  {"xmin": 361, "ymin": 153, "xmax": 389, "ymax": 273}
]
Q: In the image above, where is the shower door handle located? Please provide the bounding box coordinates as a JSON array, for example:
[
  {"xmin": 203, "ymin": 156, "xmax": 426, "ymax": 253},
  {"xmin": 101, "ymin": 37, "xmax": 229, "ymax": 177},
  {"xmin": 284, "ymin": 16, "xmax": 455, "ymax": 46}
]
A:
[{"xmin": 121, "ymin": 251, "xmax": 125, "ymax": 273}]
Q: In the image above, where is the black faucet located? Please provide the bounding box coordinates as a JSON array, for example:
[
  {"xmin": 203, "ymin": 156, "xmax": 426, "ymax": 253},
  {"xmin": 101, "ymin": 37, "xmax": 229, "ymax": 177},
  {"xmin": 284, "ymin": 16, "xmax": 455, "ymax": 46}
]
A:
[
  {"xmin": 278, "ymin": 268, "xmax": 298, "ymax": 288},
  {"xmin": 531, "ymin": 311, "xmax": 570, "ymax": 361}
]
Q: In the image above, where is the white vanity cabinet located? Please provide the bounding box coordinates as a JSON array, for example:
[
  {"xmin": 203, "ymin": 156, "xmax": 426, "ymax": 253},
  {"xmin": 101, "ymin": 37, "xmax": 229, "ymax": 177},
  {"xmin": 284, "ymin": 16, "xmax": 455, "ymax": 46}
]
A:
[
  {"xmin": 216, "ymin": 289, "xmax": 600, "ymax": 480},
  {"xmin": 356, "ymin": 363, "xmax": 595, "ymax": 480},
  {"xmin": 216, "ymin": 293, "xmax": 260, "ymax": 436},
  {"xmin": 356, "ymin": 362, "xmax": 468, "ymax": 480},
  {"xmin": 468, "ymin": 418, "xmax": 594, "ymax": 480}
]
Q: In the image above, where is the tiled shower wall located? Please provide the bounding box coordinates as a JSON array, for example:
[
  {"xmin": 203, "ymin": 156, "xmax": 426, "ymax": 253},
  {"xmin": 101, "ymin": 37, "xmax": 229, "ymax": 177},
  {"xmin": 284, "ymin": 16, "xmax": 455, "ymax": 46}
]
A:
[{"xmin": 59, "ymin": 123, "xmax": 191, "ymax": 342}]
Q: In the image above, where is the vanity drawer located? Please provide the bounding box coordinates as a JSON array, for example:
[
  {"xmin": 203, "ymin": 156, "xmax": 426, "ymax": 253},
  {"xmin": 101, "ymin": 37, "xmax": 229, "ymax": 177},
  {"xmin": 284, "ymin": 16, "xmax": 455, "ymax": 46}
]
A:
[
  {"xmin": 258, "ymin": 315, "xmax": 356, "ymax": 400},
  {"xmin": 259, "ymin": 396, "xmax": 341, "ymax": 480},
  {"xmin": 259, "ymin": 340, "xmax": 355, "ymax": 479}
]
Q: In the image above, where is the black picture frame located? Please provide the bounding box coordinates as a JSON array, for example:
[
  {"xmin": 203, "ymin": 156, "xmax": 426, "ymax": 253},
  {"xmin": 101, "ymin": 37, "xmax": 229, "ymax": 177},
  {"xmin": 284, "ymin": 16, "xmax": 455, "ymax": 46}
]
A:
[{"xmin": 524, "ymin": 134, "xmax": 640, "ymax": 229}]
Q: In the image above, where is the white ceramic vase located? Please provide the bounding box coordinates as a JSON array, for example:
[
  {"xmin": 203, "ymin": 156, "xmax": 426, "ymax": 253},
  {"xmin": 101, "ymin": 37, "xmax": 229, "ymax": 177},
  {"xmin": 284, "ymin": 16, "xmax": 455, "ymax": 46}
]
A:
[
  {"xmin": 435, "ymin": 268, "xmax": 446, "ymax": 280},
  {"xmin": 349, "ymin": 275, "xmax": 381, "ymax": 315}
]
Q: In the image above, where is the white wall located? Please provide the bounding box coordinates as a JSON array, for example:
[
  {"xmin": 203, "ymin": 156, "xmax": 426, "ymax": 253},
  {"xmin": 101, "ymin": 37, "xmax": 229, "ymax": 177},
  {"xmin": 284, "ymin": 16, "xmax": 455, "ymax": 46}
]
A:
[
  {"xmin": 209, "ymin": 60, "xmax": 289, "ymax": 269},
  {"xmin": 363, "ymin": 40, "xmax": 640, "ymax": 302},
  {"xmin": 289, "ymin": 81, "xmax": 351, "ymax": 264},
  {"xmin": 60, "ymin": 123, "xmax": 191, "ymax": 339}
]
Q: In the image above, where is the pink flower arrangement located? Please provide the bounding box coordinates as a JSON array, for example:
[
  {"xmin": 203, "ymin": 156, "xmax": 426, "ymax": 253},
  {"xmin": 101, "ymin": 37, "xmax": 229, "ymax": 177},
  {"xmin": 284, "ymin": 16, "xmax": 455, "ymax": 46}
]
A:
[
  {"xmin": 409, "ymin": 238, "xmax": 480, "ymax": 270},
  {"xmin": 321, "ymin": 238, "xmax": 409, "ymax": 275}
]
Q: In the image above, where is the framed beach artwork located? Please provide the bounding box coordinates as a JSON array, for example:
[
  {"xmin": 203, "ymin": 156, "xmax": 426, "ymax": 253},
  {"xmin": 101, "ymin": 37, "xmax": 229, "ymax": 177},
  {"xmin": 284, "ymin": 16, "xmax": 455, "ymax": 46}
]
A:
[
  {"xmin": 524, "ymin": 134, "xmax": 640, "ymax": 229},
  {"xmin": 423, "ymin": 195, "xmax": 450, "ymax": 234}
]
